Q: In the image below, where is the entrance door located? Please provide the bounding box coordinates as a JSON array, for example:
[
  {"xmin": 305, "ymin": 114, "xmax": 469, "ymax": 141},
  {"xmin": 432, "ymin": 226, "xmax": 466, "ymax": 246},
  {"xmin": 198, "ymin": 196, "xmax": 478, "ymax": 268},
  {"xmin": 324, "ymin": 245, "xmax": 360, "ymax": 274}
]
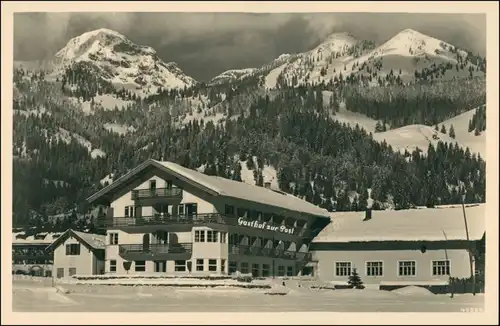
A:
[
  {"xmin": 143, "ymin": 234, "xmax": 150, "ymax": 252},
  {"xmin": 154, "ymin": 261, "xmax": 167, "ymax": 273}
]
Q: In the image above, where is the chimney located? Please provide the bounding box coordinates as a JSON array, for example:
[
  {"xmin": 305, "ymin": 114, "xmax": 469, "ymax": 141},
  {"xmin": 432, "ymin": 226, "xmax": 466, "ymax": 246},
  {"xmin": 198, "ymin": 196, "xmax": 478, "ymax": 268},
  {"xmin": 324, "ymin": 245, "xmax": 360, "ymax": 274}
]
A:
[
  {"xmin": 264, "ymin": 181, "xmax": 271, "ymax": 189},
  {"xmin": 363, "ymin": 208, "xmax": 372, "ymax": 221}
]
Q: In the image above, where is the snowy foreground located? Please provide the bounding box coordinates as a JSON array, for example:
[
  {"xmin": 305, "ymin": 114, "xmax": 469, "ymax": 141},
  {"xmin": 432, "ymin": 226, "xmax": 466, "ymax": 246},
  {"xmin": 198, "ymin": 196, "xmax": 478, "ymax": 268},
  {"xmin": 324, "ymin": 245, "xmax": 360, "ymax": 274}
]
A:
[{"xmin": 12, "ymin": 277, "xmax": 484, "ymax": 313}]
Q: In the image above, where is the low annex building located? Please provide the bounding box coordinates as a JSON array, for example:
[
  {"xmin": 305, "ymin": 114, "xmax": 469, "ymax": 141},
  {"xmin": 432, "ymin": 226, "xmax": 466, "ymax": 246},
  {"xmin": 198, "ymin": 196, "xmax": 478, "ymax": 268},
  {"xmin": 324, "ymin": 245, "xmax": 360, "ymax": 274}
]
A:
[
  {"xmin": 12, "ymin": 231, "xmax": 61, "ymax": 276},
  {"xmin": 86, "ymin": 159, "xmax": 331, "ymax": 276},
  {"xmin": 308, "ymin": 204, "xmax": 485, "ymax": 287},
  {"xmin": 46, "ymin": 229, "xmax": 106, "ymax": 278}
]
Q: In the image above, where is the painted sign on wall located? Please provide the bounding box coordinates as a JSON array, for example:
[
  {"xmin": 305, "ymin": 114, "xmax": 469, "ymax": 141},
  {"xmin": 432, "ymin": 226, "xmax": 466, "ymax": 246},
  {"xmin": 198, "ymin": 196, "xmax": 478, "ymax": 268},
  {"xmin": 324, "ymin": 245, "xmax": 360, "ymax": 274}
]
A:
[{"xmin": 237, "ymin": 217, "xmax": 295, "ymax": 235}]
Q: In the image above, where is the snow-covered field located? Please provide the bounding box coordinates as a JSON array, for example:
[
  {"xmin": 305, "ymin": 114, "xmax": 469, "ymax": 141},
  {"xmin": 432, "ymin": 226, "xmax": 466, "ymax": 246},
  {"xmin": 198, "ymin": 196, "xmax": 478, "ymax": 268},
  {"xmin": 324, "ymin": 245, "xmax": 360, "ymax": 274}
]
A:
[
  {"xmin": 322, "ymin": 91, "xmax": 485, "ymax": 157},
  {"xmin": 12, "ymin": 277, "xmax": 484, "ymax": 312}
]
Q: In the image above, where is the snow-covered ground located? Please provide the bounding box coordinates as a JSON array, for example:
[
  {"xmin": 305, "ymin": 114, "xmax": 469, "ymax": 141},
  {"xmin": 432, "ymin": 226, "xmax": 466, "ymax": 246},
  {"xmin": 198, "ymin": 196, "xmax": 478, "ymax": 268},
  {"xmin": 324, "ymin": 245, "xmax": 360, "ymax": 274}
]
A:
[
  {"xmin": 103, "ymin": 123, "xmax": 137, "ymax": 135},
  {"xmin": 45, "ymin": 127, "xmax": 106, "ymax": 159},
  {"xmin": 372, "ymin": 124, "xmax": 459, "ymax": 155},
  {"xmin": 12, "ymin": 277, "xmax": 484, "ymax": 312},
  {"xmin": 322, "ymin": 92, "xmax": 485, "ymax": 157},
  {"xmin": 435, "ymin": 107, "xmax": 486, "ymax": 157},
  {"xmin": 239, "ymin": 158, "xmax": 280, "ymax": 190},
  {"xmin": 265, "ymin": 64, "xmax": 288, "ymax": 89}
]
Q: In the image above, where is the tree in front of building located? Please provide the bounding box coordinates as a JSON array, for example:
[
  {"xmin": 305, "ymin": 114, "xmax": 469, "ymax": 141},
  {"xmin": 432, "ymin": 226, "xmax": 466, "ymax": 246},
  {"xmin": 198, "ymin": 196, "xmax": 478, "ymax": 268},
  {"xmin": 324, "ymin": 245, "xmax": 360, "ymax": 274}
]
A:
[
  {"xmin": 123, "ymin": 261, "xmax": 132, "ymax": 274},
  {"xmin": 347, "ymin": 268, "xmax": 364, "ymax": 289}
]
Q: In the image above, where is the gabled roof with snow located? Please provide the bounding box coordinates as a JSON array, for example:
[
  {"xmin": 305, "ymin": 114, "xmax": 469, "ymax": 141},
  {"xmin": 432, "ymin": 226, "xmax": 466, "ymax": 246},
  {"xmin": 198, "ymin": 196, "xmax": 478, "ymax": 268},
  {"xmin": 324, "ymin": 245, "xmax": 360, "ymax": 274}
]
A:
[
  {"xmin": 86, "ymin": 159, "xmax": 330, "ymax": 218},
  {"xmin": 46, "ymin": 229, "xmax": 106, "ymax": 251},
  {"xmin": 312, "ymin": 204, "xmax": 486, "ymax": 243}
]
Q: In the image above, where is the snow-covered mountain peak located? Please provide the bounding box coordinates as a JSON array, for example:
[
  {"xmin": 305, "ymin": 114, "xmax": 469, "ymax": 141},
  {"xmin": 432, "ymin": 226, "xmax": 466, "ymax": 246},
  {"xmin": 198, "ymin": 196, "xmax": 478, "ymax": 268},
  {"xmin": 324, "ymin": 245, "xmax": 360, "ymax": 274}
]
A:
[
  {"xmin": 374, "ymin": 28, "xmax": 461, "ymax": 59},
  {"xmin": 310, "ymin": 32, "xmax": 358, "ymax": 55},
  {"xmin": 53, "ymin": 28, "xmax": 196, "ymax": 95}
]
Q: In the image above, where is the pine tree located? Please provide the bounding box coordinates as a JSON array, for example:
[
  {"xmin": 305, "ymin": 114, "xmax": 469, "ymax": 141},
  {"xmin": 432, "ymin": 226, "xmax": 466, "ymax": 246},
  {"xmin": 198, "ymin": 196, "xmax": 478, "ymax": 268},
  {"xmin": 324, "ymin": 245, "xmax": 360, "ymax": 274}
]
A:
[
  {"xmin": 449, "ymin": 124, "xmax": 456, "ymax": 139},
  {"xmin": 440, "ymin": 124, "xmax": 447, "ymax": 134},
  {"xmin": 347, "ymin": 268, "xmax": 364, "ymax": 289}
]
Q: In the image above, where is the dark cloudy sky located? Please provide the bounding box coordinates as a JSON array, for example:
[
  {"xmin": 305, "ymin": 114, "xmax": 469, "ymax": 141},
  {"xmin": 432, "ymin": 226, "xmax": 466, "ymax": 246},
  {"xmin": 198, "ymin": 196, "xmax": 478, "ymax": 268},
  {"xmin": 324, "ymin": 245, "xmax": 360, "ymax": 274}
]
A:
[{"xmin": 14, "ymin": 12, "xmax": 486, "ymax": 82}]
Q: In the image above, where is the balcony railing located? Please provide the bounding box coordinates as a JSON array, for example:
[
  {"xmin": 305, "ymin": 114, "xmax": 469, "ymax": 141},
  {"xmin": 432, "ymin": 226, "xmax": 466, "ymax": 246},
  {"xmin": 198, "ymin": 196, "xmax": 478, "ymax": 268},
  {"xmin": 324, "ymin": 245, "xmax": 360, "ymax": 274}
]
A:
[
  {"xmin": 131, "ymin": 187, "xmax": 183, "ymax": 200},
  {"xmin": 118, "ymin": 243, "xmax": 193, "ymax": 260},
  {"xmin": 229, "ymin": 244, "xmax": 312, "ymax": 261},
  {"xmin": 99, "ymin": 213, "xmax": 226, "ymax": 227},
  {"xmin": 12, "ymin": 254, "xmax": 54, "ymax": 261},
  {"xmin": 98, "ymin": 213, "xmax": 312, "ymax": 238}
]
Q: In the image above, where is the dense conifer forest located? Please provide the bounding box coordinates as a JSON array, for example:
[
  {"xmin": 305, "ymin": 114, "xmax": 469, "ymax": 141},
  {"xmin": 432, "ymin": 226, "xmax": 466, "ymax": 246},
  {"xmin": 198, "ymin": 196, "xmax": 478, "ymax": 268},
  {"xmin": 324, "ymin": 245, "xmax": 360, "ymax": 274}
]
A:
[{"xmin": 12, "ymin": 65, "xmax": 486, "ymax": 231}]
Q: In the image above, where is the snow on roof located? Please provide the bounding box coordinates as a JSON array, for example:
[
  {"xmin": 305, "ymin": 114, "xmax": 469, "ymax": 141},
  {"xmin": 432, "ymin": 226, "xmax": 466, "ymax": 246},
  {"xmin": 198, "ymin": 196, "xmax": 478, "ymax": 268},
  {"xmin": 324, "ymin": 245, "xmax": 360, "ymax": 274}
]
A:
[
  {"xmin": 12, "ymin": 232, "xmax": 62, "ymax": 244},
  {"xmin": 155, "ymin": 160, "xmax": 329, "ymax": 218},
  {"xmin": 46, "ymin": 229, "xmax": 106, "ymax": 251},
  {"xmin": 71, "ymin": 230, "xmax": 106, "ymax": 250},
  {"xmin": 312, "ymin": 204, "xmax": 485, "ymax": 243}
]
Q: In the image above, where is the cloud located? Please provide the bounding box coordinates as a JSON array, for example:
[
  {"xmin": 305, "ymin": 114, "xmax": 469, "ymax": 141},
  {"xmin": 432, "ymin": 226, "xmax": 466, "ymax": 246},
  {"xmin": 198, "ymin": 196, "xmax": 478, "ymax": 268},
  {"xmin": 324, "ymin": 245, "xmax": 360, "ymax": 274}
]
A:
[{"xmin": 13, "ymin": 12, "xmax": 486, "ymax": 81}]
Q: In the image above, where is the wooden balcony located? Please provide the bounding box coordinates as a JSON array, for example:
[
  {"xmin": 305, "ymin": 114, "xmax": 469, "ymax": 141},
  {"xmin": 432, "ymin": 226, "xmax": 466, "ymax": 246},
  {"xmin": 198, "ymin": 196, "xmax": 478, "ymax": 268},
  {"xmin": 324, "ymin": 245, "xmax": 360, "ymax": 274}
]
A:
[
  {"xmin": 118, "ymin": 243, "xmax": 192, "ymax": 261},
  {"xmin": 98, "ymin": 213, "xmax": 313, "ymax": 239},
  {"xmin": 131, "ymin": 188, "xmax": 182, "ymax": 205},
  {"xmin": 228, "ymin": 244, "xmax": 312, "ymax": 262}
]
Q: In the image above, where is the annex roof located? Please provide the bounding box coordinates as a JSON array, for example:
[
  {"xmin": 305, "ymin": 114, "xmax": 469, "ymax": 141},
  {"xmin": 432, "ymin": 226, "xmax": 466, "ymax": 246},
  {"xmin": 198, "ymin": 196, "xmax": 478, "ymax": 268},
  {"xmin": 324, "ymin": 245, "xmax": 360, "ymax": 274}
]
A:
[{"xmin": 312, "ymin": 204, "xmax": 486, "ymax": 243}]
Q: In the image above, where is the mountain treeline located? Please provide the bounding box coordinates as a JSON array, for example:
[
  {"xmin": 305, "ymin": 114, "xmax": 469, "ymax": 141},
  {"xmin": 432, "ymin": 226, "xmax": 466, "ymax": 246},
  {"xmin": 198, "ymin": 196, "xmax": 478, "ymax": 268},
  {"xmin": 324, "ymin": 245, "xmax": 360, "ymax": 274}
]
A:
[
  {"xmin": 342, "ymin": 77, "xmax": 486, "ymax": 128},
  {"xmin": 468, "ymin": 105, "xmax": 486, "ymax": 134}
]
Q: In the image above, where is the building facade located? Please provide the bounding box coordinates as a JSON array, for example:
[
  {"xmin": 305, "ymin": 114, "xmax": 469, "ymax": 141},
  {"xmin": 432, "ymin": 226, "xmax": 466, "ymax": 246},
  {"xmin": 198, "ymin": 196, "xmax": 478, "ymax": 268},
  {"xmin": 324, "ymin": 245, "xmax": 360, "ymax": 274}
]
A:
[
  {"xmin": 309, "ymin": 204, "xmax": 486, "ymax": 287},
  {"xmin": 46, "ymin": 229, "xmax": 106, "ymax": 277},
  {"xmin": 86, "ymin": 159, "xmax": 331, "ymax": 276},
  {"xmin": 12, "ymin": 232, "xmax": 60, "ymax": 276}
]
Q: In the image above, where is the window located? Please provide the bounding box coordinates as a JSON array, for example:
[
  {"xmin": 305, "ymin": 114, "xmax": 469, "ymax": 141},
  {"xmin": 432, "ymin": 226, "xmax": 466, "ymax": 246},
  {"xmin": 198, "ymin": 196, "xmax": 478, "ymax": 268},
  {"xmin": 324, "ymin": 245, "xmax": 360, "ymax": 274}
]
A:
[
  {"xmin": 225, "ymin": 205, "xmax": 235, "ymax": 216},
  {"xmin": 366, "ymin": 261, "xmax": 384, "ymax": 276},
  {"xmin": 398, "ymin": 261, "xmax": 416, "ymax": 276},
  {"xmin": 220, "ymin": 232, "xmax": 227, "ymax": 243},
  {"xmin": 229, "ymin": 261, "xmax": 237, "ymax": 274},
  {"xmin": 432, "ymin": 260, "xmax": 450, "ymax": 276},
  {"xmin": 207, "ymin": 230, "xmax": 218, "ymax": 243},
  {"xmin": 65, "ymin": 243, "xmax": 80, "ymax": 256},
  {"xmin": 278, "ymin": 265, "xmax": 285, "ymax": 276},
  {"xmin": 240, "ymin": 262, "xmax": 249, "ymax": 274},
  {"xmin": 110, "ymin": 260, "xmax": 117, "ymax": 272},
  {"xmin": 109, "ymin": 233, "xmax": 119, "ymax": 245},
  {"xmin": 178, "ymin": 204, "xmax": 185, "ymax": 216},
  {"xmin": 196, "ymin": 259, "xmax": 204, "ymax": 271},
  {"xmin": 221, "ymin": 259, "xmax": 226, "ymax": 274},
  {"xmin": 252, "ymin": 263, "xmax": 260, "ymax": 277},
  {"xmin": 135, "ymin": 261, "xmax": 146, "ymax": 272},
  {"xmin": 286, "ymin": 266, "xmax": 294, "ymax": 276},
  {"xmin": 335, "ymin": 262, "xmax": 352, "ymax": 277},
  {"xmin": 237, "ymin": 208, "xmax": 247, "ymax": 217},
  {"xmin": 175, "ymin": 260, "xmax": 186, "ymax": 272},
  {"xmin": 166, "ymin": 180, "xmax": 173, "ymax": 189},
  {"xmin": 68, "ymin": 267, "xmax": 77, "ymax": 276},
  {"xmin": 125, "ymin": 206, "xmax": 136, "ymax": 218},
  {"xmin": 208, "ymin": 259, "xmax": 217, "ymax": 272},
  {"xmin": 186, "ymin": 203, "xmax": 198, "ymax": 216},
  {"xmin": 262, "ymin": 264, "xmax": 270, "ymax": 277},
  {"xmin": 159, "ymin": 204, "xmax": 170, "ymax": 216},
  {"xmin": 149, "ymin": 180, "xmax": 157, "ymax": 190},
  {"xmin": 57, "ymin": 268, "xmax": 64, "ymax": 278},
  {"xmin": 195, "ymin": 230, "xmax": 205, "ymax": 242}
]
